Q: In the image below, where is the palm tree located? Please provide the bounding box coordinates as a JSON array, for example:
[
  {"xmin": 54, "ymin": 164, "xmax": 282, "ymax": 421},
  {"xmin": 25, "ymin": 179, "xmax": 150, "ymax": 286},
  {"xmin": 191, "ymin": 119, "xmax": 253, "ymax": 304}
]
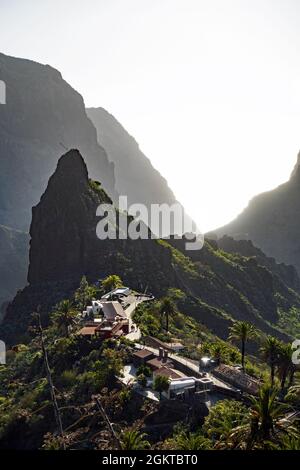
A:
[
  {"xmin": 51, "ymin": 300, "xmax": 78, "ymax": 337},
  {"xmin": 101, "ymin": 274, "xmax": 123, "ymax": 293},
  {"xmin": 120, "ymin": 429, "xmax": 150, "ymax": 450},
  {"xmin": 279, "ymin": 435, "xmax": 300, "ymax": 450},
  {"xmin": 277, "ymin": 343, "xmax": 293, "ymax": 393},
  {"xmin": 230, "ymin": 383, "xmax": 292, "ymax": 449},
  {"xmin": 153, "ymin": 374, "xmax": 170, "ymax": 400},
  {"xmin": 250, "ymin": 383, "xmax": 287, "ymax": 441},
  {"xmin": 212, "ymin": 343, "xmax": 226, "ymax": 365},
  {"xmin": 159, "ymin": 297, "xmax": 176, "ymax": 332},
  {"xmin": 260, "ymin": 336, "xmax": 281, "ymax": 387},
  {"xmin": 228, "ymin": 321, "xmax": 257, "ymax": 372}
]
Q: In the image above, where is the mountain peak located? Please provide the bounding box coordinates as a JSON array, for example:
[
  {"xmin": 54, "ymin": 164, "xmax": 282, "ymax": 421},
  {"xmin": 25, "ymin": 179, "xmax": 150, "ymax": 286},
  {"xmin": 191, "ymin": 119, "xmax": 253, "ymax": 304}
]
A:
[{"xmin": 290, "ymin": 150, "xmax": 300, "ymax": 180}]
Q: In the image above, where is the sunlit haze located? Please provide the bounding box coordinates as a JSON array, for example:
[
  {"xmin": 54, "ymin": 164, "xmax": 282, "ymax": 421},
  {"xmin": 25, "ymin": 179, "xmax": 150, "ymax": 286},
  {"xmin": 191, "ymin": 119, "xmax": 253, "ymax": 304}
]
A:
[{"xmin": 1, "ymin": 0, "xmax": 300, "ymax": 232}]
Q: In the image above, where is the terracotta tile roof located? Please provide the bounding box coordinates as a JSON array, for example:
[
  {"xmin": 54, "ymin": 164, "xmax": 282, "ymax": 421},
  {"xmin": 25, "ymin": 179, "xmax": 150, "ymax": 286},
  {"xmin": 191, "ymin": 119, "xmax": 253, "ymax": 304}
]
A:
[
  {"xmin": 214, "ymin": 364, "xmax": 260, "ymax": 394},
  {"xmin": 154, "ymin": 367, "xmax": 183, "ymax": 380},
  {"xmin": 147, "ymin": 357, "xmax": 174, "ymax": 370},
  {"xmin": 77, "ymin": 326, "xmax": 98, "ymax": 336},
  {"xmin": 133, "ymin": 349, "xmax": 154, "ymax": 359}
]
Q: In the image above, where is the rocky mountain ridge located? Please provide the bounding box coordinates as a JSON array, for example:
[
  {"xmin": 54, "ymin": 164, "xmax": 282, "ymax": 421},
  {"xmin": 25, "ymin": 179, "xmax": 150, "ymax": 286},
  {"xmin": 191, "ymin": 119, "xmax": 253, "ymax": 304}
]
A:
[
  {"xmin": 2, "ymin": 150, "xmax": 297, "ymax": 346},
  {"xmin": 212, "ymin": 152, "xmax": 300, "ymax": 274}
]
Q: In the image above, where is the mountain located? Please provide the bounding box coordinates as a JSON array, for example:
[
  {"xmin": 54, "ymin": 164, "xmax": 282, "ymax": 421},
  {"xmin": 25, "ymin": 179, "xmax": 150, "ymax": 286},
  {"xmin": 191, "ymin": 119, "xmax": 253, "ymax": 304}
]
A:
[
  {"xmin": 0, "ymin": 52, "xmax": 116, "ymax": 231},
  {"xmin": 217, "ymin": 235, "xmax": 300, "ymax": 293},
  {"xmin": 86, "ymin": 107, "xmax": 192, "ymax": 236},
  {"xmin": 0, "ymin": 225, "xmax": 28, "ymax": 317},
  {"xmin": 0, "ymin": 52, "xmax": 118, "ymax": 306},
  {"xmin": 2, "ymin": 150, "xmax": 297, "ymax": 346},
  {"xmin": 212, "ymin": 152, "xmax": 300, "ymax": 274}
]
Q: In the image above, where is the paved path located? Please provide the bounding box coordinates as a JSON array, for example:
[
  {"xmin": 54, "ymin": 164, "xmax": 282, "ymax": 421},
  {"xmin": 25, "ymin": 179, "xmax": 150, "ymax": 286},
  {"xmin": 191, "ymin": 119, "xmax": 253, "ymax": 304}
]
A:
[
  {"xmin": 124, "ymin": 295, "xmax": 153, "ymax": 341},
  {"xmin": 134, "ymin": 343, "xmax": 238, "ymax": 392}
]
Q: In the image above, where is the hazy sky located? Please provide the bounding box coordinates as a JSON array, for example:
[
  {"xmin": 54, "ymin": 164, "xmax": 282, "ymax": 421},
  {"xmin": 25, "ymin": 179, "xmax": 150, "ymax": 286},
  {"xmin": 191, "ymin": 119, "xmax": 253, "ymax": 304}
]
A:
[{"xmin": 1, "ymin": 0, "xmax": 300, "ymax": 232}]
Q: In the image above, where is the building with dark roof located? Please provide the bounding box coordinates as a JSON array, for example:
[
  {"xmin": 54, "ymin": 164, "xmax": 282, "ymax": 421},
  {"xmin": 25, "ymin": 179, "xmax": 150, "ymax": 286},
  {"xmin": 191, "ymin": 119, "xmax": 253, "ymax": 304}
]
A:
[{"xmin": 132, "ymin": 349, "xmax": 155, "ymax": 367}]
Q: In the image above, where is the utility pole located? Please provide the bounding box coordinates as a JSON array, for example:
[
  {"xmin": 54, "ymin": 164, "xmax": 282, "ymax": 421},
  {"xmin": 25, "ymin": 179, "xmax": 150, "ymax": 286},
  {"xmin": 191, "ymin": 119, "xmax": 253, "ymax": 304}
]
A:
[
  {"xmin": 94, "ymin": 395, "xmax": 121, "ymax": 450},
  {"xmin": 36, "ymin": 312, "xmax": 66, "ymax": 450}
]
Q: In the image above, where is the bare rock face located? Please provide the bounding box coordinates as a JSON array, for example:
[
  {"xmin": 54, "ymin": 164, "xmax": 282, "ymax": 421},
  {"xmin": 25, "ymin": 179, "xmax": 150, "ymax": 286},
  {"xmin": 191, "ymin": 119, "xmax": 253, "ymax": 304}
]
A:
[
  {"xmin": 213, "ymin": 152, "xmax": 300, "ymax": 274},
  {"xmin": 28, "ymin": 149, "xmax": 174, "ymax": 288},
  {"xmin": 86, "ymin": 107, "xmax": 177, "ymax": 208},
  {"xmin": 2, "ymin": 149, "xmax": 177, "ymax": 343},
  {"xmin": 2, "ymin": 150, "xmax": 298, "ymax": 346},
  {"xmin": 86, "ymin": 107, "xmax": 193, "ymax": 236},
  {"xmin": 0, "ymin": 53, "xmax": 116, "ymax": 231},
  {"xmin": 0, "ymin": 225, "xmax": 28, "ymax": 315},
  {"xmin": 0, "ymin": 53, "xmax": 117, "ymax": 307}
]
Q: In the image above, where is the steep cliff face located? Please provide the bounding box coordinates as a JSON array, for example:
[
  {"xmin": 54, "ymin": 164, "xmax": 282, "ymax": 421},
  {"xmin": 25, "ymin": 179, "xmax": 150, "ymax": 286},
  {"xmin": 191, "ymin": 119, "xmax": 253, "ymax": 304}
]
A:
[
  {"xmin": 86, "ymin": 107, "xmax": 192, "ymax": 236},
  {"xmin": 0, "ymin": 225, "xmax": 28, "ymax": 314},
  {"xmin": 86, "ymin": 107, "xmax": 177, "ymax": 207},
  {"xmin": 27, "ymin": 149, "xmax": 175, "ymax": 289},
  {"xmin": 0, "ymin": 53, "xmax": 116, "ymax": 231},
  {"xmin": 2, "ymin": 150, "xmax": 298, "ymax": 345},
  {"xmin": 213, "ymin": 152, "xmax": 300, "ymax": 274}
]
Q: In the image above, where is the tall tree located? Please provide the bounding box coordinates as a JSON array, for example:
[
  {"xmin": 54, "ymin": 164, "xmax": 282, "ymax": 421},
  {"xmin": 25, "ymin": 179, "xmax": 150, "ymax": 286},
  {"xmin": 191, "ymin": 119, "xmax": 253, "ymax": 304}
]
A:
[
  {"xmin": 159, "ymin": 297, "xmax": 176, "ymax": 332},
  {"xmin": 277, "ymin": 343, "xmax": 293, "ymax": 393},
  {"xmin": 75, "ymin": 275, "xmax": 96, "ymax": 311},
  {"xmin": 230, "ymin": 384, "xmax": 293, "ymax": 449},
  {"xmin": 101, "ymin": 274, "xmax": 123, "ymax": 293},
  {"xmin": 260, "ymin": 336, "xmax": 281, "ymax": 387},
  {"xmin": 228, "ymin": 321, "xmax": 257, "ymax": 372},
  {"xmin": 51, "ymin": 300, "xmax": 78, "ymax": 337}
]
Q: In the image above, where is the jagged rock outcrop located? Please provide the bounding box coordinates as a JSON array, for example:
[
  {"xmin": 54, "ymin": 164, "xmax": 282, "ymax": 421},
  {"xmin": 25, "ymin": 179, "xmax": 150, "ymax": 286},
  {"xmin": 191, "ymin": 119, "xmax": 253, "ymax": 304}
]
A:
[
  {"xmin": 0, "ymin": 225, "xmax": 28, "ymax": 316},
  {"xmin": 2, "ymin": 150, "xmax": 297, "ymax": 345},
  {"xmin": 0, "ymin": 53, "xmax": 117, "ymax": 306},
  {"xmin": 0, "ymin": 53, "xmax": 116, "ymax": 231},
  {"xmin": 212, "ymin": 152, "xmax": 300, "ymax": 274},
  {"xmin": 27, "ymin": 149, "xmax": 175, "ymax": 288},
  {"xmin": 2, "ymin": 150, "xmax": 178, "ymax": 343}
]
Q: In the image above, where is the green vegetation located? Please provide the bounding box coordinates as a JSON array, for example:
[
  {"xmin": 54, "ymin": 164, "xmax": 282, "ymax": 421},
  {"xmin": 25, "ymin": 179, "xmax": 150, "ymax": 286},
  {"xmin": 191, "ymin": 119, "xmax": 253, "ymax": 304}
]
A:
[
  {"xmin": 120, "ymin": 429, "xmax": 150, "ymax": 450},
  {"xmin": 88, "ymin": 179, "xmax": 111, "ymax": 202},
  {"xmin": 260, "ymin": 336, "xmax": 282, "ymax": 387},
  {"xmin": 101, "ymin": 274, "xmax": 123, "ymax": 292},
  {"xmin": 1, "ymin": 273, "xmax": 300, "ymax": 451},
  {"xmin": 165, "ymin": 384, "xmax": 300, "ymax": 450},
  {"xmin": 74, "ymin": 276, "xmax": 98, "ymax": 311},
  {"xmin": 51, "ymin": 300, "xmax": 78, "ymax": 338},
  {"xmin": 228, "ymin": 321, "xmax": 258, "ymax": 371},
  {"xmin": 153, "ymin": 375, "xmax": 170, "ymax": 400},
  {"xmin": 159, "ymin": 297, "xmax": 177, "ymax": 332}
]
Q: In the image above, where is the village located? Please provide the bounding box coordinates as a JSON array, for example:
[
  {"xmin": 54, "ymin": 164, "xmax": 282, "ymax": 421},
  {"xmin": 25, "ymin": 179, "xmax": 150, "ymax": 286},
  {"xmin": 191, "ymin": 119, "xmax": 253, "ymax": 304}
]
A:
[{"xmin": 76, "ymin": 285, "xmax": 261, "ymax": 405}]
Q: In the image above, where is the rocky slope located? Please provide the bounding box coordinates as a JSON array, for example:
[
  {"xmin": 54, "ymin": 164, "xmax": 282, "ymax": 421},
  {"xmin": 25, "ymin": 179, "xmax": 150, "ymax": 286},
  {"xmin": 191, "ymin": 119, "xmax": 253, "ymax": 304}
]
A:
[
  {"xmin": 0, "ymin": 52, "xmax": 118, "ymax": 306},
  {"xmin": 212, "ymin": 152, "xmax": 300, "ymax": 274},
  {"xmin": 217, "ymin": 235, "xmax": 300, "ymax": 292},
  {"xmin": 86, "ymin": 107, "xmax": 192, "ymax": 236},
  {"xmin": 2, "ymin": 150, "xmax": 298, "ymax": 345},
  {"xmin": 0, "ymin": 53, "xmax": 116, "ymax": 231},
  {"xmin": 86, "ymin": 107, "xmax": 177, "ymax": 206},
  {"xmin": 0, "ymin": 225, "xmax": 28, "ymax": 316}
]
